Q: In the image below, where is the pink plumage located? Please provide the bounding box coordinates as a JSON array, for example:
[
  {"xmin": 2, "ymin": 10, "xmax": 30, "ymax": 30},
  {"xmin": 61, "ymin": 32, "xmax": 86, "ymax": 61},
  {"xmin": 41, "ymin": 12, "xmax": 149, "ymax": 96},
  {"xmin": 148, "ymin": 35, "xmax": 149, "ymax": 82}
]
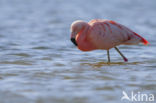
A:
[
  {"xmin": 70, "ymin": 19, "xmax": 149, "ymax": 62},
  {"xmin": 87, "ymin": 19, "xmax": 148, "ymax": 50}
]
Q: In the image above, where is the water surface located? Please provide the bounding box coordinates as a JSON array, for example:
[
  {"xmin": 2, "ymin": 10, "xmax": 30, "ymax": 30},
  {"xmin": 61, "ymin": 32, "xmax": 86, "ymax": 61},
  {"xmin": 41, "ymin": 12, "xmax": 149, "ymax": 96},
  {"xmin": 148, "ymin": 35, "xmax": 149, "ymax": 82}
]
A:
[{"xmin": 0, "ymin": 0, "xmax": 156, "ymax": 103}]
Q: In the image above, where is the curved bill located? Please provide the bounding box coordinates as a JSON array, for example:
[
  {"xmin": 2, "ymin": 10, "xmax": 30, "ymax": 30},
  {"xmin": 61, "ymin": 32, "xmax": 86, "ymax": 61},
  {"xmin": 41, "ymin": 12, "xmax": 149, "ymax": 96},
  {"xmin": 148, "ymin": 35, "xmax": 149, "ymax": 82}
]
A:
[{"xmin": 71, "ymin": 38, "xmax": 77, "ymax": 46}]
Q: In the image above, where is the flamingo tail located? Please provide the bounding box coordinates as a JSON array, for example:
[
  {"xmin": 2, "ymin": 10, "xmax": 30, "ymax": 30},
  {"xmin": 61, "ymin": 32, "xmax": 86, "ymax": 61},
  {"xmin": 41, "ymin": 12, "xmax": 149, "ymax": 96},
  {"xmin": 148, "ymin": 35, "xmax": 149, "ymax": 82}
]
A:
[{"xmin": 133, "ymin": 32, "xmax": 149, "ymax": 45}]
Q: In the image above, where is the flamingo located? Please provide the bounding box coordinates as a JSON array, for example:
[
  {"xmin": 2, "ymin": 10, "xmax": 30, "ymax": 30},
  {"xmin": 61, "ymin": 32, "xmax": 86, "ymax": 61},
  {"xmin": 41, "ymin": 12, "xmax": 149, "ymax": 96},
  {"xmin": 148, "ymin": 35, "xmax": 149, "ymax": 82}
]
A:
[{"xmin": 70, "ymin": 19, "xmax": 149, "ymax": 63}]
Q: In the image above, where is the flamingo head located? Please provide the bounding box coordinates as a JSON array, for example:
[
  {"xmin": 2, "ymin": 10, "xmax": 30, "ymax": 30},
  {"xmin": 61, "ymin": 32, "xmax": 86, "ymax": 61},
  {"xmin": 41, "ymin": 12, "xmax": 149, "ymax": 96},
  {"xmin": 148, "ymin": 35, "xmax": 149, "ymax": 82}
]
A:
[{"xmin": 70, "ymin": 20, "xmax": 88, "ymax": 46}]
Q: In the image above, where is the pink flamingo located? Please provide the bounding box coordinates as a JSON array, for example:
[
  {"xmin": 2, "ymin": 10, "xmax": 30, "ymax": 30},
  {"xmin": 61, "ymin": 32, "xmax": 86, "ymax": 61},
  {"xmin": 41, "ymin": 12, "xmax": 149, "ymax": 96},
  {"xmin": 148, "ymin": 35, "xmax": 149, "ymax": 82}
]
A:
[{"xmin": 70, "ymin": 19, "xmax": 149, "ymax": 63}]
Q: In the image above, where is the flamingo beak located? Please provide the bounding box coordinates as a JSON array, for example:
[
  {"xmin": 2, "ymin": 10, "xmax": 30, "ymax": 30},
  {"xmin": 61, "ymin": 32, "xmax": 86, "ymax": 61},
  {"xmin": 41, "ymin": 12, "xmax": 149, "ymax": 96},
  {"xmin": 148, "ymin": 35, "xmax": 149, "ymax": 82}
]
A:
[{"xmin": 71, "ymin": 38, "xmax": 77, "ymax": 46}]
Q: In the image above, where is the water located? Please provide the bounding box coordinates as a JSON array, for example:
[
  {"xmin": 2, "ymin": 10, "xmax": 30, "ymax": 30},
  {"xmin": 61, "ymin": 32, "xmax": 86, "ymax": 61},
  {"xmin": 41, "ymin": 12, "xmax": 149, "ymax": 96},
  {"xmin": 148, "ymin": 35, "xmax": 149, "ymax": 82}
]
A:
[{"xmin": 0, "ymin": 0, "xmax": 156, "ymax": 103}]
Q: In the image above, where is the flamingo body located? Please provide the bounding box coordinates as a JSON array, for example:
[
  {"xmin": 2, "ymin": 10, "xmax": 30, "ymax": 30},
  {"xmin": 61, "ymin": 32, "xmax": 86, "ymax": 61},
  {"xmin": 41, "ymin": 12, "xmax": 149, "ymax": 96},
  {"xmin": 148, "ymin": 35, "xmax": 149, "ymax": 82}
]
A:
[
  {"xmin": 71, "ymin": 19, "xmax": 149, "ymax": 51},
  {"xmin": 70, "ymin": 19, "xmax": 149, "ymax": 62}
]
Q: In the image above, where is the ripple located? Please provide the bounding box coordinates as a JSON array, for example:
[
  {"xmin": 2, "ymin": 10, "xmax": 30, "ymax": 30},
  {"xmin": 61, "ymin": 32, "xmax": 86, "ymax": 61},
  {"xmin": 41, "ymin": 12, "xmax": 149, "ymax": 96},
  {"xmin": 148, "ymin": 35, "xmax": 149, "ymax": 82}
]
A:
[
  {"xmin": 8, "ymin": 53, "xmax": 31, "ymax": 57},
  {"xmin": 32, "ymin": 46, "xmax": 51, "ymax": 50},
  {"xmin": 40, "ymin": 57, "xmax": 52, "ymax": 61},
  {"xmin": 95, "ymin": 86, "xmax": 114, "ymax": 91},
  {"xmin": 0, "ymin": 61, "xmax": 33, "ymax": 65}
]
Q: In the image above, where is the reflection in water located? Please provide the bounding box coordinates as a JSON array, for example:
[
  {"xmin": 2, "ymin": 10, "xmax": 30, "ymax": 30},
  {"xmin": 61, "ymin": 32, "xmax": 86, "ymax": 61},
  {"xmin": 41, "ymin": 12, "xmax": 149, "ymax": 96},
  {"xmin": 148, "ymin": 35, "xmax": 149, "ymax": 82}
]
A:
[{"xmin": 81, "ymin": 61, "xmax": 141, "ymax": 68}]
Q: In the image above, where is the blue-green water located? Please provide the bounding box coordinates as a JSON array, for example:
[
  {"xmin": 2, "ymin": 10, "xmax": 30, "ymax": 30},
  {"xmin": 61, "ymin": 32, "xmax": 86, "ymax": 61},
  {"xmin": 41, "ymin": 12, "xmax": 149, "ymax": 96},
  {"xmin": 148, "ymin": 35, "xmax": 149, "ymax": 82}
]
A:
[{"xmin": 0, "ymin": 0, "xmax": 156, "ymax": 103}]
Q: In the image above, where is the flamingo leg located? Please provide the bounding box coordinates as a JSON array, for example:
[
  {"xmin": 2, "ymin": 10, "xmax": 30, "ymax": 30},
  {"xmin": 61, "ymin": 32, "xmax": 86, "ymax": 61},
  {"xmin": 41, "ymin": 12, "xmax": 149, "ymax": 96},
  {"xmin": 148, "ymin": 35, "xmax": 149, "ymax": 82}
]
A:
[
  {"xmin": 107, "ymin": 50, "xmax": 110, "ymax": 63},
  {"xmin": 114, "ymin": 47, "xmax": 128, "ymax": 62}
]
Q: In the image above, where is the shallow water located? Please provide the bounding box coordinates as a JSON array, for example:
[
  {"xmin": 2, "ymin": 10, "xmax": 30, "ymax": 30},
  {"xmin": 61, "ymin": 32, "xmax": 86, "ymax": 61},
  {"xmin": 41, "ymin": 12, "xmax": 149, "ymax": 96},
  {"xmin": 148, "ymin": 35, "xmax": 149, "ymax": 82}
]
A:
[{"xmin": 0, "ymin": 0, "xmax": 156, "ymax": 103}]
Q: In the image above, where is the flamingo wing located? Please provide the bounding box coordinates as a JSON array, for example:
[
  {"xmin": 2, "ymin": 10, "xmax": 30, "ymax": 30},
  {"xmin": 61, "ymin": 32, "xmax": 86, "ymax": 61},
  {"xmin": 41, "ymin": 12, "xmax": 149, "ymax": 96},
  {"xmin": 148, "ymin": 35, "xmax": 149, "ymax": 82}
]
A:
[
  {"xmin": 87, "ymin": 19, "xmax": 149, "ymax": 50},
  {"xmin": 88, "ymin": 20, "xmax": 126, "ymax": 49},
  {"xmin": 109, "ymin": 20, "xmax": 149, "ymax": 45}
]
